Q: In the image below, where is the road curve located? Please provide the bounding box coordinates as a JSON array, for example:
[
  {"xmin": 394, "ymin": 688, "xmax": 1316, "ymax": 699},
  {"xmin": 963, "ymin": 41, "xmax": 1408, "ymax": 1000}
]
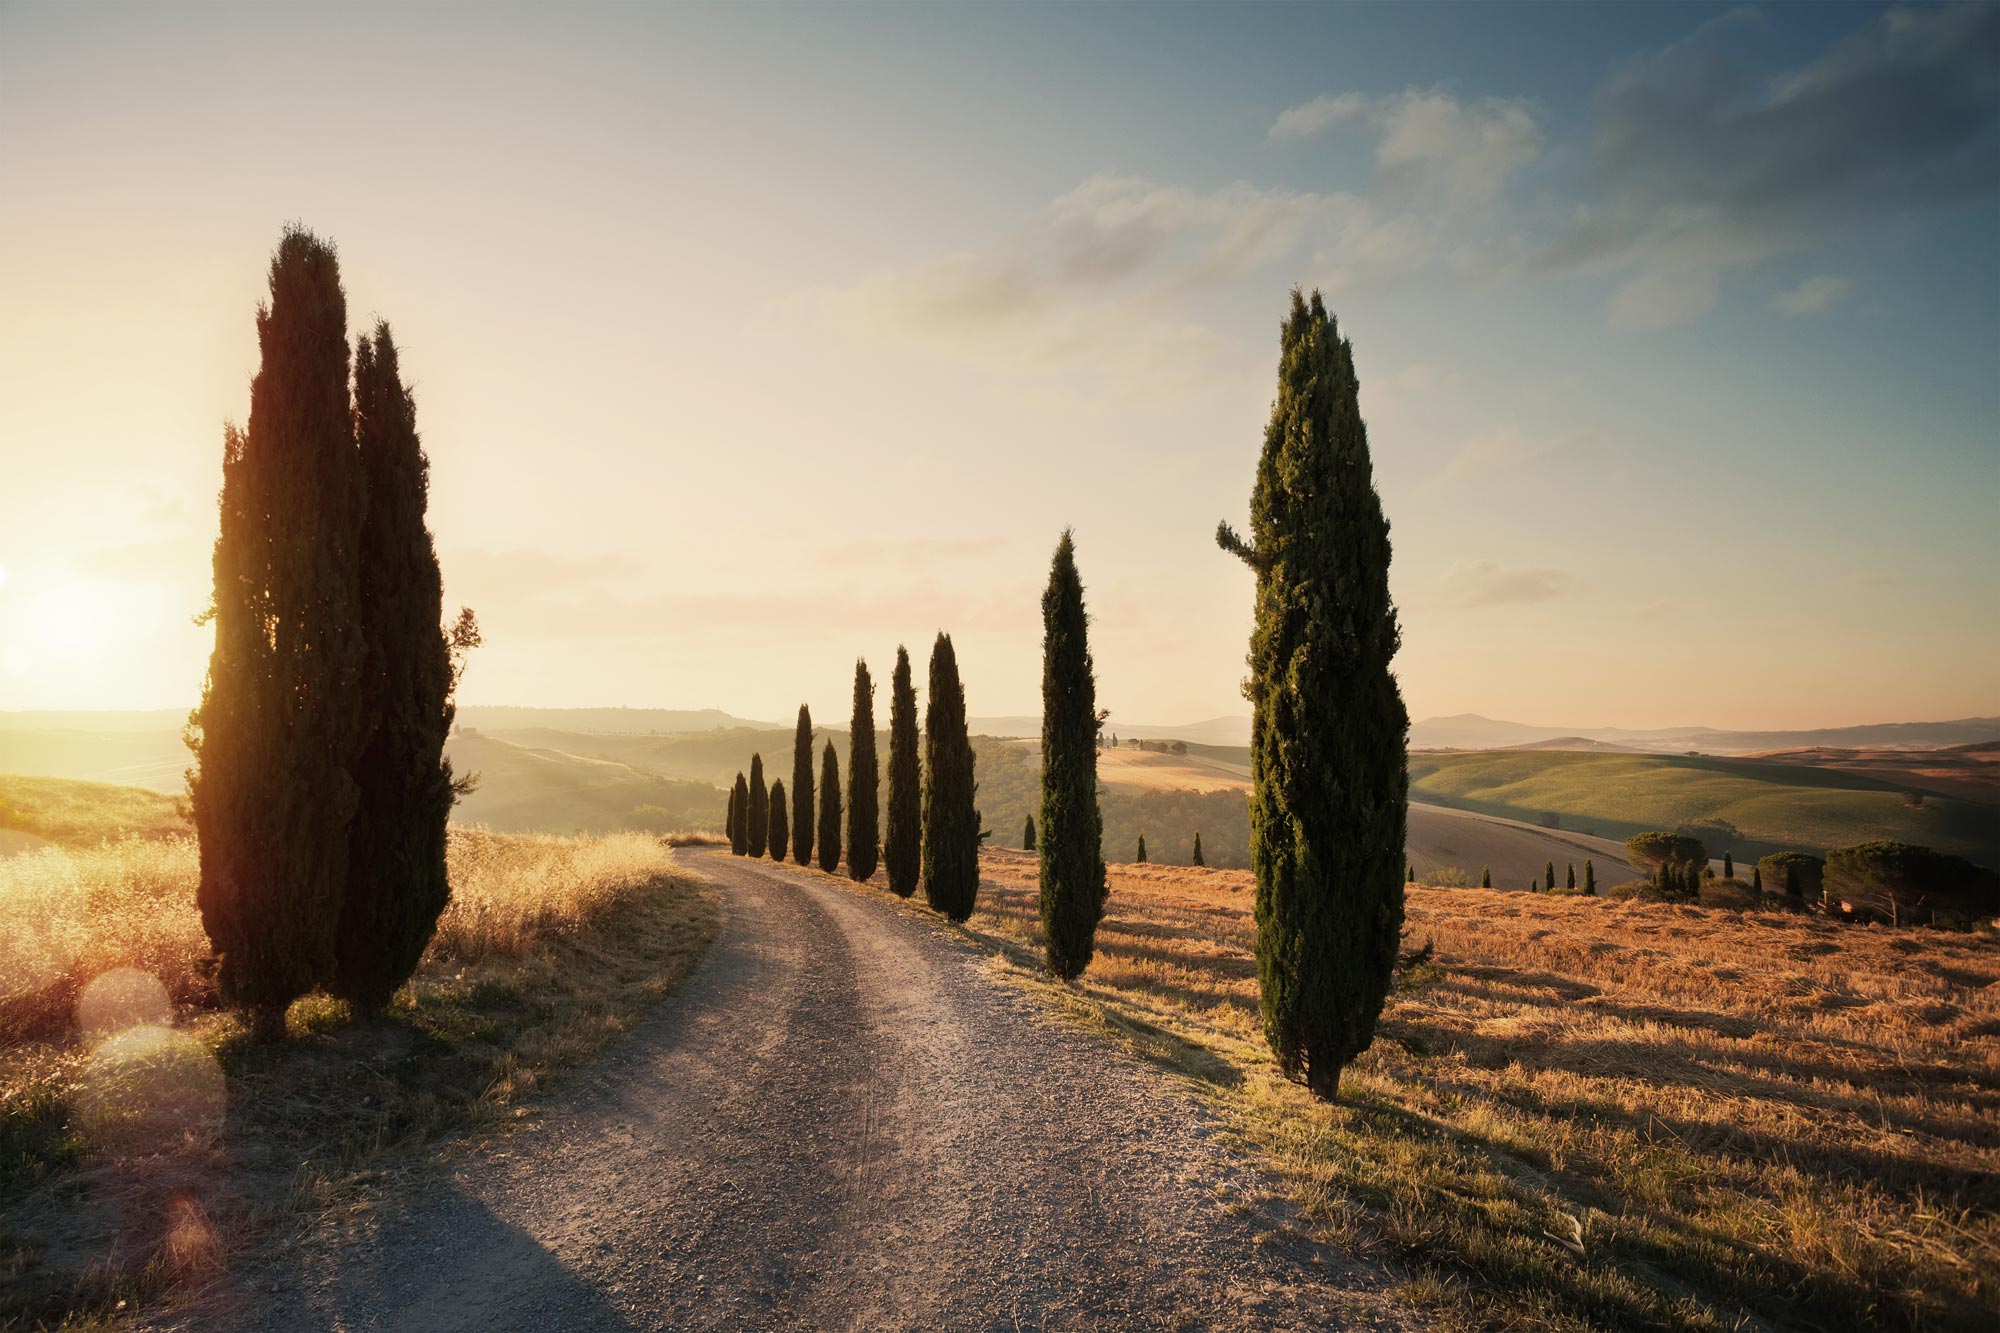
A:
[{"xmin": 156, "ymin": 848, "xmax": 1392, "ymax": 1332}]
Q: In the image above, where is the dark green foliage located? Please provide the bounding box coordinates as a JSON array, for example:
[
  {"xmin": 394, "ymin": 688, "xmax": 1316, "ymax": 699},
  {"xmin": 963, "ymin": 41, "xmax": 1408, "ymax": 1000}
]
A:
[
  {"xmin": 1583, "ymin": 860, "xmax": 1596, "ymax": 895},
  {"xmin": 767, "ymin": 780, "xmax": 788, "ymax": 863},
  {"xmin": 1565, "ymin": 863, "xmax": 1575, "ymax": 891},
  {"xmin": 846, "ymin": 660, "xmax": 879, "ymax": 883},
  {"xmin": 730, "ymin": 773, "xmax": 748, "ymax": 854},
  {"xmin": 921, "ymin": 633, "xmax": 978, "ymax": 921},
  {"xmin": 1757, "ymin": 852, "xmax": 1824, "ymax": 903},
  {"xmin": 1135, "ymin": 834, "xmax": 1148, "ymax": 863},
  {"xmin": 331, "ymin": 322, "xmax": 475, "ymax": 1013},
  {"xmin": 1546, "ymin": 861, "xmax": 1557, "ymax": 894},
  {"xmin": 818, "ymin": 741, "xmax": 842, "ymax": 873},
  {"xmin": 1654, "ymin": 861, "xmax": 1698, "ymax": 901},
  {"xmin": 747, "ymin": 754, "xmax": 768, "ymax": 858},
  {"xmin": 1216, "ymin": 291, "xmax": 1408, "ymax": 1100},
  {"xmin": 725, "ymin": 784, "xmax": 739, "ymax": 849},
  {"xmin": 1192, "ymin": 832, "xmax": 1204, "ymax": 867},
  {"xmin": 190, "ymin": 228, "xmax": 368, "ymax": 1036},
  {"xmin": 791, "ymin": 705, "xmax": 814, "ymax": 866},
  {"xmin": 1824, "ymin": 841, "xmax": 2000, "ymax": 924},
  {"xmin": 1481, "ymin": 865, "xmax": 1491, "ymax": 888},
  {"xmin": 1038, "ymin": 530, "xmax": 1107, "ymax": 980},
  {"xmin": 884, "ymin": 646, "xmax": 921, "ymax": 898},
  {"xmin": 1752, "ymin": 864, "xmax": 1762, "ymax": 893},
  {"xmin": 1626, "ymin": 831, "xmax": 1707, "ymax": 870},
  {"xmin": 1023, "ymin": 815, "xmax": 1037, "ymax": 851},
  {"xmin": 1407, "ymin": 865, "xmax": 1415, "ymax": 883},
  {"xmin": 1723, "ymin": 851, "xmax": 1734, "ymax": 879}
]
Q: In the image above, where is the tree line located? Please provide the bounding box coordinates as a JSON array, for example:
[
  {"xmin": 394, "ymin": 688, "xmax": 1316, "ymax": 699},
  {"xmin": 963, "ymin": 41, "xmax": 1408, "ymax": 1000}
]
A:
[{"xmin": 188, "ymin": 228, "xmax": 478, "ymax": 1039}]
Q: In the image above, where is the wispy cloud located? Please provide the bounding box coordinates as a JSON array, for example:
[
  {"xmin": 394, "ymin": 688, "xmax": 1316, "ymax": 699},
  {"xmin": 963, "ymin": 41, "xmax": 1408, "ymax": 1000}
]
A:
[
  {"xmin": 1271, "ymin": 86, "xmax": 1544, "ymax": 203},
  {"xmin": 1772, "ymin": 274, "xmax": 1853, "ymax": 317},
  {"xmin": 1439, "ymin": 560, "xmax": 1575, "ymax": 608}
]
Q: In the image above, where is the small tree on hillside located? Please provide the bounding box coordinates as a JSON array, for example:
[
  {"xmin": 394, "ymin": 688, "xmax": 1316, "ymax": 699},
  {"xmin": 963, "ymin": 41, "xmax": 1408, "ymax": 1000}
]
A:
[
  {"xmin": 767, "ymin": 780, "xmax": 788, "ymax": 862},
  {"xmin": 921, "ymin": 632, "xmax": 979, "ymax": 921},
  {"xmin": 884, "ymin": 646, "xmax": 921, "ymax": 898},
  {"xmin": 1546, "ymin": 861, "xmax": 1557, "ymax": 895},
  {"xmin": 1192, "ymin": 832, "xmax": 1205, "ymax": 867},
  {"xmin": 334, "ymin": 322, "xmax": 478, "ymax": 1013},
  {"xmin": 1752, "ymin": 864, "xmax": 1763, "ymax": 893},
  {"xmin": 1583, "ymin": 860, "xmax": 1596, "ymax": 895},
  {"xmin": 1022, "ymin": 815, "xmax": 1037, "ymax": 851},
  {"xmin": 1565, "ymin": 863, "xmax": 1575, "ymax": 891},
  {"xmin": 1135, "ymin": 834, "xmax": 1148, "ymax": 863},
  {"xmin": 1038, "ymin": 529, "xmax": 1107, "ymax": 980},
  {"xmin": 817, "ymin": 741, "xmax": 842, "ymax": 873},
  {"xmin": 747, "ymin": 753, "xmax": 768, "ymax": 858},
  {"xmin": 791, "ymin": 705, "xmax": 814, "ymax": 866},
  {"xmin": 1481, "ymin": 865, "xmax": 1491, "ymax": 888},
  {"xmin": 1723, "ymin": 850, "xmax": 1734, "ymax": 879},
  {"xmin": 190, "ymin": 227, "xmax": 368, "ymax": 1038},
  {"xmin": 730, "ymin": 773, "xmax": 749, "ymax": 855},
  {"xmin": 847, "ymin": 659, "xmax": 879, "ymax": 883}
]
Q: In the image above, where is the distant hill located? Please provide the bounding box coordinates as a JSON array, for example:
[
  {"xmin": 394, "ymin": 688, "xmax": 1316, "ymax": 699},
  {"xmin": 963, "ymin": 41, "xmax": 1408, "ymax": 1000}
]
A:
[
  {"xmin": 971, "ymin": 716, "xmax": 1252, "ymax": 747},
  {"xmin": 1412, "ymin": 713, "xmax": 2000, "ymax": 755},
  {"xmin": 455, "ymin": 706, "xmax": 772, "ymax": 733},
  {"xmin": 1506, "ymin": 736, "xmax": 1649, "ymax": 753}
]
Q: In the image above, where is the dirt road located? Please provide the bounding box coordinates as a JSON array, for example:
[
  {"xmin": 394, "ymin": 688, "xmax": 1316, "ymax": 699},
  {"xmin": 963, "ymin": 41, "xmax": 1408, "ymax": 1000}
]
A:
[{"xmin": 156, "ymin": 849, "xmax": 1396, "ymax": 1331}]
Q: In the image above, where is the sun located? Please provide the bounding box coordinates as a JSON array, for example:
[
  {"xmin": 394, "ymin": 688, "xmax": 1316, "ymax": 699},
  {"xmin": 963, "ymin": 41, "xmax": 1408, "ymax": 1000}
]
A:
[{"xmin": 1, "ymin": 568, "xmax": 121, "ymax": 680}]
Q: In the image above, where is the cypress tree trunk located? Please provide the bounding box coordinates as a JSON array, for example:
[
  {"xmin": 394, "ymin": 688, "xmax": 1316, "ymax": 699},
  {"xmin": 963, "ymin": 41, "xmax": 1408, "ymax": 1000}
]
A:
[
  {"xmin": 1038, "ymin": 531, "xmax": 1106, "ymax": 980},
  {"xmin": 1216, "ymin": 289, "xmax": 1408, "ymax": 1100},
  {"xmin": 791, "ymin": 705, "xmax": 814, "ymax": 866},
  {"xmin": 884, "ymin": 646, "xmax": 922, "ymax": 897},
  {"xmin": 767, "ymin": 780, "xmax": 788, "ymax": 863},
  {"xmin": 818, "ymin": 741, "xmax": 842, "ymax": 873},
  {"xmin": 1192, "ymin": 832, "xmax": 1204, "ymax": 867},
  {"xmin": 847, "ymin": 660, "xmax": 880, "ymax": 882},
  {"xmin": 331, "ymin": 322, "xmax": 476, "ymax": 1013},
  {"xmin": 921, "ymin": 633, "xmax": 978, "ymax": 921},
  {"xmin": 747, "ymin": 754, "xmax": 768, "ymax": 858},
  {"xmin": 730, "ymin": 774, "xmax": 749, "ymax": 855},
  {"xmin": 190, "ymin": 227, "xmax": 368, "ymax": 1039},
  {"xmin": 1023, "ymin": 816, "xmax": 1036, "ymax": 851}
]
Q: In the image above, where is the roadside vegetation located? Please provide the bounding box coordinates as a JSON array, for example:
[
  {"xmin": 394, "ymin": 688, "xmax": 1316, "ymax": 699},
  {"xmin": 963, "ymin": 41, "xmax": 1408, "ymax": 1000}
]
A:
[
  {"xmin": 1, "ymin": 818, "xmax": 717, "ymax": 1327},
  {"xmin": 965, "ymin": 849, "xmax": 1999, "ymax": 1331}
]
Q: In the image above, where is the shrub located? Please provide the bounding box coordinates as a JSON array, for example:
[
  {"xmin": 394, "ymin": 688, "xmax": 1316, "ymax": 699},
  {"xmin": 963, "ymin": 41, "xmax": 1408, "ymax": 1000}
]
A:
[
  {"xmin": 1627, "ymin": 832, "xmax": 1707, "ymax": 871},
  {"xmin": 1824, "ymin": 841, "xmax": 2000, "ymax": 925}
]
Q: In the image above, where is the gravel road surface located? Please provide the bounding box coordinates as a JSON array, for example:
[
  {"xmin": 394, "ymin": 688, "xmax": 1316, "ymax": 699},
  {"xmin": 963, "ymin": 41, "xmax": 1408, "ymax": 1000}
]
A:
[{"xmin": 152, "ymin": 848, "xmax": 1401, "ymax": 1332}]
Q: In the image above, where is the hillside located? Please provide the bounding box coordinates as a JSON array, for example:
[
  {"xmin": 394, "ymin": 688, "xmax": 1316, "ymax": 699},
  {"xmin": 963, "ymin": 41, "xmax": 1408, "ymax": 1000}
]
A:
[
  {"xmin": 1409, "ymin": 748, "xmax": 2000, "ymax": 868},
  {"xmin": 0, "ymin": 774, "xmax": 186, "ymax": 849},
  {"xmin": 1412, "ymin": 712, "xmax": 2000, "ymax": 755},
  {"xmin": 445, "ymin": 732, "xmax": 721, "ymax": 834}
]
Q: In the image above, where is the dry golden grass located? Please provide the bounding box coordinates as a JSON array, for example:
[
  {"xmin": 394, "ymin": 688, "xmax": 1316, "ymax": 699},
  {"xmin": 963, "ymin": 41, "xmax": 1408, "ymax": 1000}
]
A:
[
  {"xmin": 1, "ymin": 825, "xmax": 718, "ymax": 1329},
  {"xmin": 968, "ymin": 848, "xmax": 2000, "ymax": 1331}
]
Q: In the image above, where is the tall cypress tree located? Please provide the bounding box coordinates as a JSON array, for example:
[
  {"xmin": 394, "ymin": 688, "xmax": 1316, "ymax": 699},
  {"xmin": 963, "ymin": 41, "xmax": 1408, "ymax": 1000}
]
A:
[
  {"xmin": 884, "ymin": 646, "xmax": 922, "ymax": 898},
  {"xmin": 730, "ymin": 773, "xmax": 749, "ymax": 855},
  {"xmin": 747, "ymin": 753, "xmax": 768, "ymax": 858},
  {"xmin": 1566, "ymin": 862, "xmax": 1576, "ymax": 891},
  {"xmin": 1546, "ymin": 861, "xmax": 1557, "ymax": 895},
  {"xmin": 1135, "ymin": 834, "xmax": 1148, "ymax": 863},
  {"xmin": 725, "ymin": 785, "xmax": 737, "ymax": 847},
  {"xmin": 791, "ymin": 705, "xmax": 814, "ymax": 866},
  {"xmin": 1023, "ymin": 815, "xmax": 1037, "ymax": 851},
  {"xmin": 1216, "ymin": 289, "xmax": 1408, "ymax": 1100},
  {"xmin": 1481, "ymin": 865, "xmax": 1492, "ymax": 888},
  {"xmin": 1723, "ymin": 850, "xmax": 1734, "ymax": 879},
  {"xmin": 190, "ymin": 227, "xmax": 368, "ymax": 1039},
  {"xmin": 1038, "ymin": 530, "xmax": 1106, "ymax": 980},
  {"xmin": 847, "ymin": 660, "xmax": 879, "ymax": 883},
  {"xmin": 1192, "ymin": 832, "xmax": 1205, "ymax": 867},
  {"xmin": 922, "ymin": 632, "xmax": 978, "ymax": 920},
  {"xmin": 767, "ymin": 780, "xmax": 788, "ymax": 863},
  {"xmin": 1584, "ymin": 860, "xmax": 1597, "ymax": 895},
  {"xmin": 332, "ymin": 322, "xmax": 478, "ymax": 1013},
  {"xmin": 818, "ymin": 741, "xmax": 842, "ymax": 873}
]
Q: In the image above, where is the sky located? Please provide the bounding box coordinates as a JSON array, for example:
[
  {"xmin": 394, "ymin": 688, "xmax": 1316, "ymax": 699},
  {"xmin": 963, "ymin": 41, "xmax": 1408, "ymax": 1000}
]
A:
[{"xmin": 1, "ymin": 2, "xmax": 1996, "ymax": 731}]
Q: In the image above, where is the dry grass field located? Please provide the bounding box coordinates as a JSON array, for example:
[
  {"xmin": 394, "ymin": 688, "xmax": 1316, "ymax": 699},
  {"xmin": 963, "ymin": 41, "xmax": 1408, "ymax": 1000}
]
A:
[
  {"xmin": 964, "ymin": 848, "xmax": 1999, "ymax": 1331},
  {"xmin": 0, "ymin": 817, "xmax": 718, "ymax": 1328}
]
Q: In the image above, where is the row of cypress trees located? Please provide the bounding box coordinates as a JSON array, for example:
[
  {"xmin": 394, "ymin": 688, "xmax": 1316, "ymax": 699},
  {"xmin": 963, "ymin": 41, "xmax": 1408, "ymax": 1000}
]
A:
[
  {"xmin": 721, "ymin": 635, "xmax": 983, "ymax": 920},
  {"xmin": 189, "ymin": 227, "xmax": 477, "ymax": 1039}
]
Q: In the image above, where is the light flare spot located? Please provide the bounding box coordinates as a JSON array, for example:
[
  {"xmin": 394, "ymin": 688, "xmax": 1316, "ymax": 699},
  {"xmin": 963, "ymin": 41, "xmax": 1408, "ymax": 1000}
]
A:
[
  {"xmin": 77, "ymin": 967, "xmax": 172, "ymax": 1037},
  {"xmin": 74, "ymin": 1023, "xmax": 226, "ymax": 1157}
]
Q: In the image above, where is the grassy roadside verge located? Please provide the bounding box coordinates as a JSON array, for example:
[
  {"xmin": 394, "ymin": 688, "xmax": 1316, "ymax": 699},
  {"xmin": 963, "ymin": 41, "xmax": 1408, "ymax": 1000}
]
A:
[
  {"xmin": 799, "ymin": 845, "xmax": 1996, "ymax": 1332},
  {"xmin": 1, "ymin": 828, "xmax": 721, "ymax": 1331}
]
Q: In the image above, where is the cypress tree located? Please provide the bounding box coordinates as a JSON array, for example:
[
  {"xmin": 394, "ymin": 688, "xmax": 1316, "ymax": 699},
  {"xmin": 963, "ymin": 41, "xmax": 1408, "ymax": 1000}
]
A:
[
  {"xmin": 747, "ymin": 754, "xmax": 768, "ymax": 858},
  {"xmin": 847, "ymin": 660, "xmax": 879, "ymax": 883},
  {"xmin": 1723, "ymin": 850, "xmax": 1735, "ymax": 879},
  {"xmin": 921, "ymin": 632, "xmax": 978, "ymax": 920},
  {"xmin": 190, "ymin": 227, "xmax": 367, "ymax": 1039},
  {"xmin": 1407, "ymin": 865, "xmax": 1415, "ymax": 883},
  {"xmin": 331, "ymin": 323, "xmax": 477, "ymax": 1013},
  {"xmin": 1481, "ymin": 865, "xmax": 1491, "ymax": 888},
  {"xmin": 818, "ymin": 741, "xmax": 842, "ymax": 873},
  {"xmin": 1546, "ymin": 860, "xmax": 1557, "ymax": 895},
  {"xmin": 1022, "ymin": 815, "xmax": 1037, "ymax": 851},
  {"xmin": 791, "ymin": 705, "xmax": 814, "ymax": 866},
  {"xmin": 1566, "ymin": 863, "xmax": 1576, "ymax": 891},
  {"xmin": 1584, "ymin": 860, "xmax": 1597, "ymax": 895},
  {"xmin": 1753, "ymin": 864, "xmax": 1763, "ymax": 893},
  {"xmin": 1216, "ymin": 291, "xmax": 1408, "ymax": 1100},
  {"xmin": 1532, "ymin": 878, "xmax": 1540, "ymax": 893},
  {"xmin": 884, "ymin": 646, "xmax": 921, "ymax": 898},
  {"xmin": 725, "ymin": 784, "xmax": 738, "ymax": 847},
  {"xmin": 1038, "ymin": 529, "xmax": 1107, "ymax": 980},
  {"xmin": 1135, "ymin": 834, "xmax": 1148, "ymax": 863},
  {"xmin": 731, "ymin": 773, "xmax": 749, "ymax": 855},
  {"xmin": 767, "ymin": 780, "xmax": 788, "ymax": 863},
  {"xmin": 1192, "ymin": 832, "xmax": 1204, "ymax": 867}
]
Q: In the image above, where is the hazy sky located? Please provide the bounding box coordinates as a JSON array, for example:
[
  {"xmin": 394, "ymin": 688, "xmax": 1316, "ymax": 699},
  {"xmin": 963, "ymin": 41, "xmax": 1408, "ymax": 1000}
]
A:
[{"xmin": 3, "ymin": 3, "xmax": 1996, "ymax": 730}]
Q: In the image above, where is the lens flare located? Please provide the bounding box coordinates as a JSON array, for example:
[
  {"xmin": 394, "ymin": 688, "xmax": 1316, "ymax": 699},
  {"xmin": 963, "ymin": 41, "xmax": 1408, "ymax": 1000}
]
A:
[
  {"xmin": 74, "ymin": 1023, "xmax": 226, "ymax": 1157},
  {"xmin": 77, "ymin": 968, "xmax": 172, "ymax": 1037}
]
